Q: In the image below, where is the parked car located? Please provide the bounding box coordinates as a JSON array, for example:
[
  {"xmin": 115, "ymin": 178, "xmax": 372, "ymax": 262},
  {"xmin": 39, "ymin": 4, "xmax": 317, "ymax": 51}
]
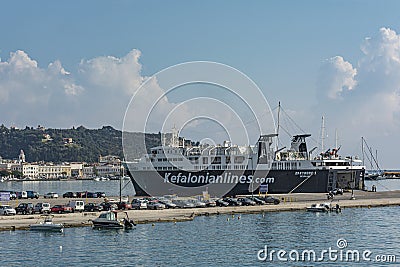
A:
[
  {"xmin": 262, "ymin": 196, "xmax": 280, "ymax": 205},
  {"xmin": 216, "ymin": 199, "xmax": 229, "ymax": 207},
  {"xmin": 172, "ymin": 199, "xmax": 195, "ymax": 208},
  {"xmin": 204, "ymin": 200, "xmax": 217, "ymax": 207},
  {"xmin": 131, "ymin": 199, "xmax": 148, "ymax": 210},
  {"xmin": 117, "ymin": 202, "xmax": 132, "ymax": 210},
  {"xmin": 86, "ymin": 192, "xmax": 98, "ymax": 198},
  {"xmin": 16, "ymin": 191, "xmax": 28, "ymax": 199},
  {"xmin": 248, "ymin": 196, "xmax": 266, "ymax": 205},
  {"xmin": 99, "ymin": 202, "xmax": 118, "ymax": 211},
  {"xmin": 26, "ymin": 191, "xmax": 40, "ymax": 199},
  {"xmin": 158, "ymin": 199, "xmax": 177, "ymax": 209},
  {"xmin": 95, "ymin": 192, "xmax": 106, "ymax": 198},
  {"xmin": 51, "ymin": 205, "xmax": 73, "ymax": 213},
  {"xmin": 223, "ymin": 198, "xmax": 242, "ymax": 206},
  {"xmin": 147, "ymin": 200, "xmax": 166, "ymax": 210},
  {"xmin": 188, "ymin": 199, "xmax": 206, "ymax": 208},
  {"xmin": 63, "ymin": 192, "xmax": 77, "ymax": 198},
  {"xmin": 76, "ymin": 191, "xmax": 87, "ymax": 198},
  {"xmin": 237, "ymin": 197, "xmax": 256, "ymax": 206},
  {"xmin": 15, "ymin": 203, "xmax": 35, "ymax": 214},
  {"xmin": 0, "ymin": 205, "xmax": 17, "ymax": 215},
  {"xmin": 34, "ymin": 202, "xmax": 51, "ymax": 214},
  {"xmin": 84, "ymin": 203, "xmax": 103, "ymax": 212},
  {"xmin": 68, "ymin": 200, "xmax": 85, "ymax": 212},
  {"xmin": 44, "ymin": 192, "xmax": 59, "ymax": 199}
]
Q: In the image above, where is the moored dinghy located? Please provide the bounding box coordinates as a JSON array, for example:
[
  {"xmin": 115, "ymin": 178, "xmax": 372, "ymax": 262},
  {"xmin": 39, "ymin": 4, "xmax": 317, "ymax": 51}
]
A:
[
  {"xmin": 306, "ymin": 203, "xmax": 331, "ymax": 212},
  {"xmin": 29, "ymin": 215, "xmax": 64, "ymax": 232},
  {"xmin": 92, "ymin": 211, "xmax": 136, "ymax": 230}
]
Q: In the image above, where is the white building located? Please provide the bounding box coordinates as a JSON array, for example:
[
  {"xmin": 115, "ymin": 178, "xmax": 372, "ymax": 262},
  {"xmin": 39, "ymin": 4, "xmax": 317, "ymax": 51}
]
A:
[
  {"xmin": 83, "ymin": 163, "xmax": 122, "ymax": 177},
  {"xmin": 83, "ymin": 165, "xmax": 94, "ymax": 177},
  {"xmin": 70, "ymin": 163, "xmax": 84, "ymax": 177}
]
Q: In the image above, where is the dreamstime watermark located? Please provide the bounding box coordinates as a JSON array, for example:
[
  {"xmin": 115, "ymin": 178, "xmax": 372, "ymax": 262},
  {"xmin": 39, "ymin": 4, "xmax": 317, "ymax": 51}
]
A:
[{"xmin": 257, "ymin": 238, "xmax": 397, "ymax": 263}]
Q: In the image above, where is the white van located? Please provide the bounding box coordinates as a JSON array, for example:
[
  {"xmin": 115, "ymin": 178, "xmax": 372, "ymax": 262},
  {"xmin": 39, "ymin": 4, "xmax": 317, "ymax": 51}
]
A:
[{"xmin": 68, "ymin": 200, "xmax": 85, "ymax": 212}]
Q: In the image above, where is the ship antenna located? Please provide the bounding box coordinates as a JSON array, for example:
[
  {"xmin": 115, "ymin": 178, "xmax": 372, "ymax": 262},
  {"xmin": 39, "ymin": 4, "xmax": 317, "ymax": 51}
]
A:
[{"xmin": 335, "ymin": 128, "xmax": 337, "ymax": 149}]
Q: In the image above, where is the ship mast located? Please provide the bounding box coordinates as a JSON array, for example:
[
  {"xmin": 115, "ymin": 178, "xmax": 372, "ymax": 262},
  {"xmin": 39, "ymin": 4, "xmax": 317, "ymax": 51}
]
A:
[
  {"xmin": 361, "ymin": 137, "xmax": 365, "ymax": 166},
  {"xmin": 320, "ymin": 116, "xmax": 325, "ymax": 153},
  {"xmin": 276, "ymin": 101, "xmax": 281, "ymax": 151}
]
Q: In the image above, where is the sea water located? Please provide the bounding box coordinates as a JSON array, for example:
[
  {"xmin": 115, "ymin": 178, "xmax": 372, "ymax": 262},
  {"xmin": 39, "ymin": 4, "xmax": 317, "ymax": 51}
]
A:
[
  {"xmin": 0, "ymin": 206, "xmax": 399, "ymax": 266},
  {"xmin": 0, "ymin": 179, "xmax": 399, "ymax": 266}
]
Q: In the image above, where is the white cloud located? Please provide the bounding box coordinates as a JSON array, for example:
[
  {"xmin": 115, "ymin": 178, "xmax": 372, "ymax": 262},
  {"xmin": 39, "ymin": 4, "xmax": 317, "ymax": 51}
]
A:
[
  {"xmin": 315, "ymin": 27, "xmax": 400, "ymax": 168},
  {"xmin": 0, "ymin": 49, "xmax": 144, "ymax": 127},
  {"xmin": 78, "ymin": 49, "xmax": 144, "ymax": 95},
  {"xmin": 317, "ymin": 56, "xmax": 357, "ymax": 100},
  {"xmin": 0, "ymin": 49, "xmax": 245, "ymax": 139}
]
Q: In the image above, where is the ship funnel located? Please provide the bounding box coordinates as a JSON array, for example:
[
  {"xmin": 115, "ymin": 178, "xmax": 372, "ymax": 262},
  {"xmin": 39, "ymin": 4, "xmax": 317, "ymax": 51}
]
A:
[{"xmin": 290, "ymin": 134, "xmax": 311, "ymax": 154}]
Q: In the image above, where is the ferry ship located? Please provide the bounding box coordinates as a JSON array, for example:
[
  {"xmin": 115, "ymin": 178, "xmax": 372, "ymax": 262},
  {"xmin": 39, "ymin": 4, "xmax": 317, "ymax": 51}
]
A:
[{"xmin": 125, "ymin": 129, "xmax": 365, "ymax": 197}]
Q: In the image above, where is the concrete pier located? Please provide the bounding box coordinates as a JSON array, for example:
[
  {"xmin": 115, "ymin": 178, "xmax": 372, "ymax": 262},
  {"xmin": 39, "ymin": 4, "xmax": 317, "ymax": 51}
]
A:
[{"xmin": 1, "ymin": 190, "xmax": 400, "ymax": 231}]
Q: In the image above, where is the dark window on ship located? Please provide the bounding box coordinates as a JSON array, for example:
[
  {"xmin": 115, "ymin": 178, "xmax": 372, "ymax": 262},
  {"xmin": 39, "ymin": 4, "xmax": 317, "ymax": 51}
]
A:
[
  {"xmin": 226, "ymin": 156, "xmax": 231, "ymax": 164},
  {"xmin": 189, "ymin": 157, "xmax": 199, "ymax": 164},
  {"xmin": 212, "ymin": 157, "xmax": 221, "ymax": 164},
  {"xmin": 234, "ymin": 156, "xmax": 245, "ymax": 164},
  {"xmin": 203, "ymin": 157, "xmax": 208, "ymax": 164}
]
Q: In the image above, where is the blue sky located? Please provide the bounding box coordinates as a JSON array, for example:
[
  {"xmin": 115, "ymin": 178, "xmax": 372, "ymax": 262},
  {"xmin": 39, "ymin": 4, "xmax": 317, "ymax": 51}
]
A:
[{"xmin": 1, "ymin": 1, "xmax": 400, "ymax": 168}]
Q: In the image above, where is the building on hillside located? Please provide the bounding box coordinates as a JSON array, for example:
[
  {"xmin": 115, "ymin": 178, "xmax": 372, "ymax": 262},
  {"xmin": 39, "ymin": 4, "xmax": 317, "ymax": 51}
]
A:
[
  {"xmin": 42, "ymin": 134, "xmax": 53, "ymax": 142},
  {"xmin": 19, "ymin": 150, "xmax": 26, "ymax": 163},
  {"xmin": 63, "ymin": 138, "xmax": 73, "ymax": 144},
  {"xmin": 99, "ymin": 155, "xmax": 121, "ymax": 164}
]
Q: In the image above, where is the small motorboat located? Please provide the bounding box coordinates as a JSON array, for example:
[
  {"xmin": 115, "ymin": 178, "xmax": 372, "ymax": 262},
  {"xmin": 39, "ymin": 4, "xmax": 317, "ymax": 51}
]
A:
[
  {"xmin": 92, "ymin": 211, "xmax": 136, "ymax": 230},
  {"xmin": 306, "ymin": 203, "xmax": 331, "ymax": 212},
  {"xmin": 29, "ymin": 215, "xmax": 64, "ymax": 232}
]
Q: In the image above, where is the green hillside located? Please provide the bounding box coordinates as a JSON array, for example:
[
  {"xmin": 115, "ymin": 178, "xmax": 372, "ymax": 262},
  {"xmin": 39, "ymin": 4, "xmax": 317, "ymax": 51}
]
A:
[{"xmin": 0, "ymin": 125, "xmax": 161, "ymax": 163}]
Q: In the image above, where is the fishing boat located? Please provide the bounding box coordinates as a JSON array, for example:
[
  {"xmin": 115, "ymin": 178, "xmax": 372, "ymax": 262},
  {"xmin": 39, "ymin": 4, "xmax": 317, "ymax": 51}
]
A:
[
  {"xmin": 29, "ymin": 215, "xmax": 64, "ymax": 232},
  {"xmin": 92, "ymin": 211, "xmax": 135, "ymax": 230},
  {"xmin": 306, "ymin": 203, "xmax": 331, "ymax": 212}
]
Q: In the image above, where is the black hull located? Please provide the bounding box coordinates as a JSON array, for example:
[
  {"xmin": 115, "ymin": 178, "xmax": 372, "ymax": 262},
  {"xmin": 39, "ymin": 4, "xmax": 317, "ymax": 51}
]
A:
[
  {"xmin": 127, "ymin": 168, "xmax": 365, "ymax": 197},
  {"xmin": 92, "ymin": 221, "xmax": 123, "ymax": 229},
  {"xmin": 225, "ymin": 169, "xmax": 330, "ymax": 196}
]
